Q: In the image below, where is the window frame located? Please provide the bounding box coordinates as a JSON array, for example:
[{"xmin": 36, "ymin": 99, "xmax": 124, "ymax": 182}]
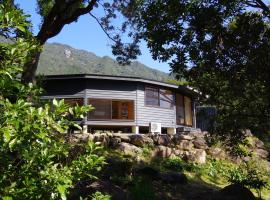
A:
[
  {"xmin": 144, "ymin": 86, "xmax": 174, "ymax": 109},
  {"xmin": 88, "ymin": 98, "xmax": 135, "ymax": 122}
]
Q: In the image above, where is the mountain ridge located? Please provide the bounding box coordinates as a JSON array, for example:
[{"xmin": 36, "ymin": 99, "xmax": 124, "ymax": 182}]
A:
[{"xmin": 37, "ymin": 42, "xmax": 170, "ymax": 82}]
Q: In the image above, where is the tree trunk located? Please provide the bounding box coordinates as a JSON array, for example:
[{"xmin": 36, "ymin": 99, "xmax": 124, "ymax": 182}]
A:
[
  {"xmin": 20, "ymin": 0, "xmax": 98, "ymax": 84},
  {"xmin": 21, "ymin": 50, "xmax": 42, "ymax": 85}
]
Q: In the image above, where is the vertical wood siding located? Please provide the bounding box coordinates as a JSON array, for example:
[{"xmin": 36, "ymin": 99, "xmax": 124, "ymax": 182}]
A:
[{"xmin": 136, "ymin": 84, "xmax": 176, "ymax": 127}]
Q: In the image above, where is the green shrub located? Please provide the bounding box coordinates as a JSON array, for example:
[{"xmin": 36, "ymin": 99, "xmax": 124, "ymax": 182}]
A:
[
  {"xmin": 0, "ymin": 4, "xmax": 106, "ymax": 199},
  {"xmin": 162, "ymin": 157, "xmax": 200, "ymax": 173},
  {"xmin": 226, "ymin": 160, "xmax": 269, "ymax": 197},
  {"xmin": 91, "ymin": 191, "xmax": 111, "ymax": 200}
]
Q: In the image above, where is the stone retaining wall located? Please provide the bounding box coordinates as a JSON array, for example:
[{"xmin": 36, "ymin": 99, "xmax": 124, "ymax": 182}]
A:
[{"xmin": 72, "ymin": 130, "xmax": 269, "ymax": 164}]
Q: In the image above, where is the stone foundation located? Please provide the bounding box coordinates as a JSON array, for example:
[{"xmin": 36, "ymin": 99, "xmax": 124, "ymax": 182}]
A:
[{"xmin": 71, "ymin": 130, "xmax": 269, "ymax": 165}]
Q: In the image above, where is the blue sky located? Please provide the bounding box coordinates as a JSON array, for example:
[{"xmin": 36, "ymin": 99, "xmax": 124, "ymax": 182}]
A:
[{"xmin": 15, "ymin": 1, "xmax": 170, "ymax": 73}]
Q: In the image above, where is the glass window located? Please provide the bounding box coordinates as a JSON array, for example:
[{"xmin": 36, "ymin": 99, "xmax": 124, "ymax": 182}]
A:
[
  {"xmin": 160, "ymin": 89, "xmax": 174, "ymax": 108},
  {"xmin": 145, "ymin": 87, "xmax": 159, "ymax": 106},
  {"xmin": 176, "ymin": 94, "xmax": 185, "ymax": 125},
  {"xmin": 184, "ymin": 96, "xmax": 193, "ymax": 126},
  {"xmin": 112, "ymin": 100, "xmax": 134, "ymax": 120},
  {"xmin": 88, "ymin": 99, "xmax": 111, "ymax": 120},
  {"xmin": 88, "ymin": 99, "xmax": 135, "ymax": 121}
]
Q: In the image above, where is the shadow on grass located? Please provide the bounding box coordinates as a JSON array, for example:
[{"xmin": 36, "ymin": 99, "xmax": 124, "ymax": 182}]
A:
[{"xmin": 68, "ymin": 152, "xmax": 223, "ymax": 200}]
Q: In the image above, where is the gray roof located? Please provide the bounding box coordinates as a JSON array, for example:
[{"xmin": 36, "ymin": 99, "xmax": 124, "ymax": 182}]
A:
[{"xmin": 44, "ymin": 74, "xmax": 198, "ymax": 97}]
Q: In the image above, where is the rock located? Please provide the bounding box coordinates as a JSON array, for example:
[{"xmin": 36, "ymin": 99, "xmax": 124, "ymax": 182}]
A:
[
  {"xmin": 119, "ymin": 142, "xmax": 143, "ymax": 155},
  {"xmin": 193, "ymin": 149, "xmax": 206, "ymax": 164},
  {"xmin": 183, "ymin": 150, "xmax": 206, "ymax": 164},
  {"xmin": 109, "ymin": 137, "xmax": 121, "ymax": 148},
  {"xmin": 113, "ymin": 134, "xmax": 131, "ymax": 143},
  {"xmin": 243, "ymin": 129, "xmax": 253, "ymax": 137},
  {"xmin": 179, "ymin": 134, "xmax": 194, "ymax": 140},
  {"xmin": 177, "ymin": 140, "xmax": 194, "ymax": 150},
  {"xmin": 151, "ymin": 134, "xmax": 171, "ymax": 146},
  {"xmin": 152, "ymin": 145, "xmax": 173, "ymax": 158},
  {"xmin": 254, "ymin": 139, "xmax": 264, "ymax": 149},
  {"xmin": 173, "ymin": 149, "xmax": 185, "ymax": 156},
  {"xmin": 93, "ymin": 134, "xmax": 110, "ymax": 146},
  {"xmin": 193, "ymin": 138, "xmax": 208, "ymax": 149},
  {"xmin": 129, "ymin": 134, "xmax": 153, "ymax": 147},
  {"xmin": 158, "ymin": 172, "xmax": 188, "ymax": 184},
  {"xmin": 172, "ymin": 134, "xmax": 183, "ymax": 145},
  {"xmin": 254, "ymin": 148, "xmax": 269, "ymax": 159},
  {"xmin": 213, "ymin": 184, "xmax": 256, "ymax": 200},
  {"xmin": 207, "ymin": 147, "xmax": 226, "ymax": 159}
]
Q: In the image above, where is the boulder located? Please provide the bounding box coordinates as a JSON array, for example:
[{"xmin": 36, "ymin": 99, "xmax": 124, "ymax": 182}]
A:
[
  {"xmin": 254, "ymin": 148, "xmax": 269, "ymax": 159},
  {"xmin": 254, "ymin": 139, "xmax": 264, "ymax": 149},
  {"xmin": 93, "ymin": 134, "xmax": 110, "ymax": 146},
  {"xmin": 158, "ymin": 172, "xmax": 188, "ymax": 184},
  {"xmin": 129, "ymin": 134, "xmax": 153, "ymax": 147},
  {"xmin": 151, "ymin": 134, "xmax": 171, "ymax": 146},
  {"xmin": 213, "ymin": 184, "xmax": 256, "ymax": 200},
  {"xmin": 180, "ymin": 149, "xmax": 206, "ymax": 164},
  {"xmin": 177, "ymin": 140, "xmax": 194, "ymax": 150},
  {"xmin": 193, "ymin": 138, "xmax": 208, "ymax": 149},
  {"xmin": 179, "ymin": 134, "xmax": 194, "ymax": 140},
  {"xmin": 152, "ymin": 145, "xmax": 173, "ymax": 158},
  {"xmin": 113, "ymin": 134, "xmax": 131, "ymax": 143},
  {"xmin": 172, "ymin": 134, "xmax": 194, "ymax": 145},
  {"xmin": 118, "ymin": 142, "xmax": 143, "ymax": 155},
  {"xmin": 193, "ymin": 149, "xmax": 206, "ymax": 164},
  {"xmin": 72, "ymin": 133, "xmax": 92, "ymax": 142},
  {"xmin": 173, "ymin": 149, "xmax": 185, "ymax": 156},
  {"xmin": 109, "ymin": 137, "xmax": 121, "ymax": 148},
  {"xmin": 207, "ymin": 147, "xmax": 226, "ymax": 159}
]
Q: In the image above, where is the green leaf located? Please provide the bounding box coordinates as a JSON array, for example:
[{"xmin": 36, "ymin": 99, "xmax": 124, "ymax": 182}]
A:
[
  {"xmin": 3, "ymin": 129, "xmax": 11, "ymax": 142},
  {"xmin": 17, "ymin": 25, "xmax": 26, "ymax": 32},
  {"xmin": 2, "ymin": 197, "xmax": 13, "ymax": 200},
  {"xmin": 57, "ymin": 184, "xmax": 67, "ymax": 200},
  {"xmin": 53, "ymin": 98, "xmax": 58, "ymax": 106}
]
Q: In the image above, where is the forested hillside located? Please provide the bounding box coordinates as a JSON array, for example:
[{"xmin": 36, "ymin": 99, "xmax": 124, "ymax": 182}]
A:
[{"xmin": 37, "ymin": 43, "xmax": 170, "ymax": 81}]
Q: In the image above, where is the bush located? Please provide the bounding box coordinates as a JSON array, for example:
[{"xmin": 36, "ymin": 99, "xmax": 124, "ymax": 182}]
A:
[
  {"xmin": 90, "ymin": 191, "xmax": 111, "ymax": 200},
  {"xmin": 0, "ymin": 4, "xmax": 106, "ymax": 199},
  {"xmin": 162, "ymin": 157, "xmax": 200, "ymax": 173},
  {"xmin": 226, "ymin": 160, "xmax": 269, "ymax": 197}
]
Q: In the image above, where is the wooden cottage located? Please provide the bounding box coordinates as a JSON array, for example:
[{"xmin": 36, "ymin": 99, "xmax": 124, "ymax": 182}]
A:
[{"xmin": 42, "ymin": 74, "xmax": 198, "ymax": 134}]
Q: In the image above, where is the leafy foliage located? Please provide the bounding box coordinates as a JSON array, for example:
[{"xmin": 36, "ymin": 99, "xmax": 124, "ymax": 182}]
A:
[
  {"xmin": 0, "ymin": 3, "xmax": 106, "ymax": 199},
  {"xmin": 116, "ymin": 0, "xmax": 270, "ymax": 139},
  {"xmin": 90, "ymin": 191, "xmax": 111, "ymax": 200}
]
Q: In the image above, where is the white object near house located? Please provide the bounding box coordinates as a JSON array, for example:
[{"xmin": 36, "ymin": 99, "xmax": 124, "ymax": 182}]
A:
[{"xmin": 149, "ymin": 122, "xmax": 162, "ymax": 134}]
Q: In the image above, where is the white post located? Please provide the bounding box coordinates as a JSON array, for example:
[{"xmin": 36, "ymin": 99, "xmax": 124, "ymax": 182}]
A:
[
  {"xmin": 82, "ymin": 125, "xmax": 88, "ymax": 134},
  {"xmin": 132, "ymin": 126, "xmax": 139, "ymax": 134},
  {"xmin": 167, "ymin": 127, "xmax": 176, "ymax": 135}
]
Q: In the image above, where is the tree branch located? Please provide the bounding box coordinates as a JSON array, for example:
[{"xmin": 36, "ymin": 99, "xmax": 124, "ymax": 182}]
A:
[
  {"xmin": 89, "ymin": 13, "xmax": 118, "ymax": 43},
  {"xmin": 36, "ymin": 0, "xmax": 98, "ymax": 44}
]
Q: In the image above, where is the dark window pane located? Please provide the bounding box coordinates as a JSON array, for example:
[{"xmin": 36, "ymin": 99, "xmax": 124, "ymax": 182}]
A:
[
  {"xmin": 112, "ymin": 100, "xmax": 134, "ymax": 120},
  {"xmin": 160, "ymin": 89, "xmax": 174, "ymax": 108},
  {"xmin": 176, "ymin": 94, "xmax": 185, "ymax": 125},
  {"xmin": 88, "ymin": 99, "xmax": 111, "ymax": 120},
  {"xmin": 145, "ymin": 87, "xmax": 159, "ymax": 106}
]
